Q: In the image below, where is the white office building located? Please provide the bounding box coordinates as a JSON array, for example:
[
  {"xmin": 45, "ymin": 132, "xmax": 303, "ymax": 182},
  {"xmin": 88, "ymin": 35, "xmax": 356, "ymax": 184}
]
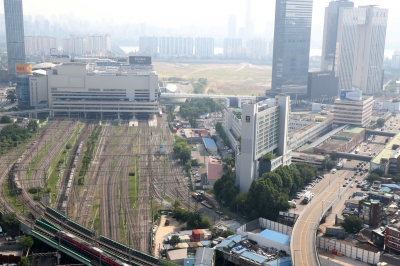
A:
[
  {"xmin": 29, "ymin": 56, "xmax": 160, "ymax": 119},
  {"xmin": 326, "ymin": 5, "xmax": 388, "ymax": 93},
  {"xmin": 159, "ymin": 37, "xmax": 193, "ymax": 56},
  {"xmin": 62, "ymin": 34, "xmax": 111, "ymax": 56},
  {"xmin": 25, "ymin": 36, "xmax": 57, "ymax": 56},
  {"xmin": 333, "ymin": 95, "xmax": 374, "ymax": 127},
  {"xmin": 223, "ymin": 95, "xmax": 292, "ymax": 192},
  {"xmin": 194, "ymin": 37, "xmax": 214, "ymax": 56},
  {"xmin": 139, "ymin": 36, "xmax": 158, "ymax": 55}
]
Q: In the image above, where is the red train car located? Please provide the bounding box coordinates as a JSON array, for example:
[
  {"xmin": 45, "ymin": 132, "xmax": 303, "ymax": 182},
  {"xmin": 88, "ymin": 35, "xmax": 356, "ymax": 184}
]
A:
[{"xmin": 55, "ymin": 231, "xmax": 129, "ymax": 266}]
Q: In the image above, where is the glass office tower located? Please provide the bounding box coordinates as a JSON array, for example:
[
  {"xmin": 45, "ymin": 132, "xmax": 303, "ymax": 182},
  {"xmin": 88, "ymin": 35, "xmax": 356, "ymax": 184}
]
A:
[
  {"xmin": 271, "ymin": 0, "xmax": 313, "ymax": 93},
  {"xmin": 4, "ymin": 0, "xmax": 26, "ymax": 81}
]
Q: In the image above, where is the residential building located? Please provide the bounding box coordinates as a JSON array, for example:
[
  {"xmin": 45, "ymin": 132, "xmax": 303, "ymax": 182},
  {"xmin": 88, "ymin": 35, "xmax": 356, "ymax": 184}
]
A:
[
  {"xmin": 228, "ymin": 16, "xmax": 237, "ymax": 38},
  {"xmin": 235, "ymin": 95, "xmax": 291, "ymax": 192},
  {"xmin": 271, "ymin": 0, "xmax": 313, "ymax": 93},
  {"xmin": 246, "ymin": 38, "xmax": 267, "ymax": 58},
  {"xmin": 385, "ymin": 224, "xmax": 400, "ymax": 254},
  {"xmin": 194, "ymin": 37, "xmax": 214, "ymax": 56},
  {"xmin": 307, "ymin": 71, "xmax": 339, "ymax": 100},
  {"xmin": 333, "ymin": 92, "xmax": 373, "ymax": 127},
  {"xmin": 4, "ymin": 0, "xmax": 26, "ymax": 81},
  {"xmin": 29, "ymin": 56, "xmax": 160, "ymax": 118},
  {"xmin": 62, "ymin": 34, "xmax": 111, "ymax": 56},
  {"xmin": 24, "ymin": 36, "xmax": 57, "ymax": 56},
  {"xmin": 371, "ymin": 228, "xmax": 385, "ymax": 249},
  {"xmin": 321, "ymin": 0, "xmax": 355, "ymax": 72},
  {"xmin": 139, "ymin": 36, "xmax": 158, "ymax": 55},
  {"xmin": 324, "ymin": 4, "xmax": 388, "ymax": 93},
  {"xmin": 159, "ymin": 37, "xmax": 193, "ymax": 56},
  {"xmin": 205, "ymin": 163, "xmax": 223, "ymax": 189},
  {"xmin": 223, "ymin": 38, "xmax": 245, "ymax": 59},
  {"xmin": 244, "ymin": 0, "xmax": 254, "ymax": 42},
  {"xmin": 392, "ymin": 51, "xmax": 400, "ymax": 69},
  {"xmin": 358, "ymin": 200, "xmax": 384, "ymax": 228}
]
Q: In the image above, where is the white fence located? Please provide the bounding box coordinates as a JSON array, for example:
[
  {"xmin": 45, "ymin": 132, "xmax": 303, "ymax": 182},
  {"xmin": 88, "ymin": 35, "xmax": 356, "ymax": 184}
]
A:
[
  {"xmin": 237, "ymin": 217, "xmax": 292, "ymax": 237},
  {"xmin": 317, "ymin": 236, "xmax": 380, "ymax": 264}
]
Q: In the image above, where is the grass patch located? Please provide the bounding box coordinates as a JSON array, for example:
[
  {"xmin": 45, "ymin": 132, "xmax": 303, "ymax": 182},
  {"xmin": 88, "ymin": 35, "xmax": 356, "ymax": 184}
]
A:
[
  {"xmin": 26, "ymin": 139, "xmax": 52, "ymax": 180},
  {"xmin": 4, "ymin": 183, "xmax": 25, "ymax": 215}
]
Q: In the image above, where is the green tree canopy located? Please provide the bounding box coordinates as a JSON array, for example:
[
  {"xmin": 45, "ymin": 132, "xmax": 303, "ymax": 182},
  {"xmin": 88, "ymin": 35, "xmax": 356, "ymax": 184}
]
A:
[
  {"xmin": 341, "ymin": 215, "xmax": 364, "ymax": 233},
  {"xmin": 366, "ymin": 173, "xmax": 381, "ymax": 183},
  {"xmin": 0, "ymin": 116, "xmax": 12, "ymax": 124},
  {"xmin": 179, "ymin": 98, "xmax": 222, "ymax": 118},
  {"xmin": 19, "ymin": 236, "xmax": 34, "ymax": 252},
  {"xmin": 18, "ymin": 256, "xmax": 30, "ymax": 266},
  {"xmin": 322, "ymin": 156, "xmax": 335, "ymax": 170},
  {"xmin": 377, "ymin": 118, "xmax": 386, "ymax": 127},
  {"xmin": 27, "ymin": 120, "xmax": 38, "ymax": 133},
  {"xmin": 4, "ymin": 213, "xmax": 19, "ymax": 228},
  {"xmin": 6, "ymin": 90, "xmax": 16, "ymax": 103},
  {"xmin": 170, "ymin": 235, "xmax": 180, "ymax": 247}
]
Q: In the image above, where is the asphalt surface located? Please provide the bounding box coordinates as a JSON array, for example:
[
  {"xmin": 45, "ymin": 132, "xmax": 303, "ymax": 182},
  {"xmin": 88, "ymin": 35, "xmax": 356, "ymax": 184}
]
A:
[{"xmin": 291, "ymin": 117, "xmax": 397, "ymax": 266}]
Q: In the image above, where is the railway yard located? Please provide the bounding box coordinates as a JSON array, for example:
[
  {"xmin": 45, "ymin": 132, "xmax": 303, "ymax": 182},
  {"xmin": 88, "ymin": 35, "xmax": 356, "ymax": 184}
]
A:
[{"xmin": 0, "ymin": 115, "xmax": 222, "ymax": 265}]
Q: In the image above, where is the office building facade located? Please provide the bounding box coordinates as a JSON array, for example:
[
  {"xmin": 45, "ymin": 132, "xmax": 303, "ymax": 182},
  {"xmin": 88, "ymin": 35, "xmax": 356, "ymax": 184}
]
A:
[
  {"xmin": 29, "ymin": 56, "xmax": 160, "ymax": 118},
  {"xmin": 139, "ymin": 36, "xmax": 158, "ymax": 55},
  {"xmin": 223, "ymin": 95, "xmax": 292, "ymax": 192},
  {"xmin": 271, "ymin": 0, "xmax": 313, "ymax": 93},
  {"xmin": 307, "ymin": 71, "xmax": 339, "ymax": 100},
  {"xmin": 4, "ymin": 0, "xmax": 26, "ymax": 80},
  {"xmin": 159, "ymin": 37, "xmax": 193, "ymax": 56},
  {"xmin": 321, "ymin": 0, "xmax": 355, "ymax": 72},
  {"xmin": 194, "ymin": 37, "xmax": 214, "ymax": 56},
  {"xmin": 325, "ymin": 5, "xmax": 388, "ymax": 93},
  {"xmin": 333, "ymin": 94, "xmax": 373, "ymax": 127},
  {"xmin": 25, "ymin": 36, "xmax": 58, "ymax": 56}
]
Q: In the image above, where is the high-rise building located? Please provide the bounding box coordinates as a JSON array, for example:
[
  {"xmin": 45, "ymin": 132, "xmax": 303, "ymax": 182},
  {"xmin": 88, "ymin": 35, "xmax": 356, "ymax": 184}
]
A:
[
  {"xmin": 194, "ymin": 37, "xmax": 214, "ymax": 56},
  {"xmin": 159, "ymin": 37, "xmax": 193, "ymax": 56},
  {"xmin": 228, "ymin": 16, "xmax": 237, "ymax": 38},
  {"xmin": 323, "ymin": 4, "xmax": 388, "ymax": 94},
  {"xmin": 222, "ymin": 95, "xmax": 292, "ymax": 192},
  {"xmin": 247, "ymin": 38, "xmax": 267, "ymax": 58},
  {"xmin": 139, "ymin": 36, "xmax": 158, "ymax": 55},
  {"xmin": 25, "ymin": 36, "xmax": 58, "ymax": 56},
  {"xmin": 271, "ymin": 0, "xmax": 313, "ymax": 93},
  {"xmin": 321, "ymin": 0, "xmax": 355, "ymax": 72},
  {"xmin": 62, "ymin": 34, "xmax": 111, "ymax": 56},
  {"xmin": 245, "ymin": 0, "xmax": 254, "ymax": 42},
  {"xmin": 391, "ymin": 51, "xmax": 400, "ymax": 69},
  {"xmin": 4, "ymin": 0, "xmax": 26, "ymax": 80},
  {"xmin": 223, "ymin": 38, "xmax": 244, "ymax": 59}
]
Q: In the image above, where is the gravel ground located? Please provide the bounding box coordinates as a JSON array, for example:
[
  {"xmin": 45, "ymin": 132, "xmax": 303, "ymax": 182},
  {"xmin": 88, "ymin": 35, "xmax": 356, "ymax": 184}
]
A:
[{"xmin": 153, "ymin": 215, "xmax": 182, "ymax": 258}]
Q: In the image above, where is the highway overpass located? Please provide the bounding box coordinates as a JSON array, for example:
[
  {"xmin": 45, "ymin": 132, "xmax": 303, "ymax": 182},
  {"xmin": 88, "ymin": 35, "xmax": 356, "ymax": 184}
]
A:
[
  {"xmin": 160, "ymin": 92, "xmax": 260, "ymax": 100},
  {"xmin": 365, "ymin": 129, "xmax": 396, "ymax": 137},
  {"xmin": 329, "ymin": 152, "xmax": 373, "ymax": 161}
]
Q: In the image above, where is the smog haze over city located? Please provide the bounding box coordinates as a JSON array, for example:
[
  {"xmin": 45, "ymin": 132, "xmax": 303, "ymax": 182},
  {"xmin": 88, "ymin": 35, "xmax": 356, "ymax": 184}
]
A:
[{"xmin": 0, "ymin": 0, "xmax": 398, "ymax": 55}]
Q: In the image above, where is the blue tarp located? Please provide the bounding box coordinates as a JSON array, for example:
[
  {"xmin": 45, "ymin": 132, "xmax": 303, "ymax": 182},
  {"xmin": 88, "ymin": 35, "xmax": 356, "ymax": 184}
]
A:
[
  {"xmin": 382, "ymin": 184, "xmax": 400, "ymax": 190},
  {"xmin": 241, "ymin": 251, "xmax": 268, "ymax": 264},
  {"xmin": 266, "ymin": 257, "xmax": 292, "ymax": 266},
  {"xmin": 258, "ymin": 229, "xmax": 290, "ymax": 246}
]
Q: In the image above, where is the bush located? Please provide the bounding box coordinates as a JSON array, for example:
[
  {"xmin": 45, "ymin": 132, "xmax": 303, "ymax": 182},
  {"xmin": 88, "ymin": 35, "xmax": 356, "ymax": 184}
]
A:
[
  {"xmin": 66, "ymin": 143, "xmax": 72, "ymax": 149},
  {"xmin": 129, "ymin": 172, "xmax": 135, "ymax": 176}
]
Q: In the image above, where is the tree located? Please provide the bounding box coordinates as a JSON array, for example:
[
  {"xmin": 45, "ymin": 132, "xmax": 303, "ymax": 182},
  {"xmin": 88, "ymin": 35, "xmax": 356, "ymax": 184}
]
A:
[
  {"xmin": 366, "ymin": 173, "xmax": 381, "ymax": 182},
  {"xmin": 377, "ymin": 118, "xmax": 386, "ymax": 127},
  {"xmin": 262, "ymin": 152, "xmax": 276, "ymax": 161},
  {"xmin": 18, "ymin": 236, "xmax": 34, "ymax": 252},
  {"xmin": 6, "ymin": 90, "xmax": 16, "ymax": 103},
  {"xmin": 18, "ymin": 257, "xmax": 30, "ymax": 266},
  {"xmin": 0, "ymin": 116, "xmax": 12, "ymax": 123},
  {"xmin": 189, "ymin": 117, "xmax": 198, "ymax": 128},
  {"xmin": 173, "ymin": 199, "xmax": 181, "ymax": 209},
  {"xmin": 341, "ymin": 215, "xmax": 364, "ymax": 233},
  {"xmin": 4, "ymin": 213, "xmax": 19, "ymax": 228},
  {"xmin": 322, "ymin": 156, "xmax": 335, "ymax": 170},
  {"xmin": 221, "ymin": 230, "xmax": 235, "ymax": 238},
  {"xmin": 169, "ymin": 235, "xmax": 180, "ymax": 247},
  {"xmin": 27, "ymin": 120, "xmax": 38, "ymax": 133}
]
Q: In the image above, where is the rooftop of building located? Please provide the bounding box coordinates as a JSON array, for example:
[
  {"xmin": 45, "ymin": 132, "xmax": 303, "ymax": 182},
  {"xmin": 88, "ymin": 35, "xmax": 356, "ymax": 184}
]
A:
[
  {"xmin": 194, "ymin": 247, "xmax": 214, "ymax": 266},
  {"xmin": 291, "ymin": 152, "xmax": 325, "ymax": 161},
  {"xmin": 167, "ymin": 248, "xmax": 188, "ymax": 260},
  {"xmin": 372, "ymin": 131, "xmax": 400, "ymax": 164},
  {"xmin": 32, "ymin": 62, "xmax": 57, "ymax": 70},
  {"xmin": 207, "ymin": 162, "xmax": 223, "ymax": 181},
  {"xmin": 203, "ymin": 138, "xmax": 217, "ymax": 149},
  {"xmin": 258, "ymin": 229, "xmax": 290, "ymax": 246},
  {"xmin": 315, "ymin": 125, "xmax": 365, "ymax": 152}
]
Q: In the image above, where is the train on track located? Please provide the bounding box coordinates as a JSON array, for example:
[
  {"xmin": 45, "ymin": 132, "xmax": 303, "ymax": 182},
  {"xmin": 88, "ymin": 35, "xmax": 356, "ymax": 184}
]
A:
[
  {"xmin": 55, "ymin": 231, "xmax": 130, "ymax": 266},
  {"xmin": 60, "ymin": 141, "xmax": 84, "ymax": 214}
]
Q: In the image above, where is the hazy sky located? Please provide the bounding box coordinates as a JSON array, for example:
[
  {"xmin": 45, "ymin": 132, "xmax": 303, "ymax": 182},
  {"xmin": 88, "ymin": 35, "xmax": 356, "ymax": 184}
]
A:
[{"xmin": 1, "ymin": 0, "xmax": 399, "ymax": 53}]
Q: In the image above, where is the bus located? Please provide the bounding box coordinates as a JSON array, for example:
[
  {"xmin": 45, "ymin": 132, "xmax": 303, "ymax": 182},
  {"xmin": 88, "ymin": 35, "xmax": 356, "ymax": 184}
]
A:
[{"xmin": 303, "ymin": 192, "xmax": 313, "ymax": 204}]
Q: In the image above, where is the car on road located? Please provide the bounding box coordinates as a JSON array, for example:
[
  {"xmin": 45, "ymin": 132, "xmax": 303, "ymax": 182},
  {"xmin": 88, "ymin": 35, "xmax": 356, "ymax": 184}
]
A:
[
  {"xmin": 331, "ymin": 169, "xmax": 337, "ymax": 174},
  {"xmin": 350, "ymin": 184, "xmax": 354, "ymax": 188},
  {"xmin": 344, "ymin": 177, "xmax": 348, "ymax": 180}
]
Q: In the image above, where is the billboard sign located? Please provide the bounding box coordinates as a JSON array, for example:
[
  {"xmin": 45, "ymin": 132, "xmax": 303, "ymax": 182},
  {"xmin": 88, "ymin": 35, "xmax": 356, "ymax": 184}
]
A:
[
  {"xmin": 15, "ymin": 64, "xmax": 32, "ymax": 74},
  {"xmin": 129, "ymin": 56, "xmax": 151, "ymax": 65},
  {"xmin": 340, "ymin": 90, "xmax": 362, "ymax": 101}
]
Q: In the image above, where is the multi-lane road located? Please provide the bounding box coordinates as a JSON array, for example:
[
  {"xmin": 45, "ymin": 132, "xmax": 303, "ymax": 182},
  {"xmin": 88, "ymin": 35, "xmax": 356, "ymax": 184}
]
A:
[{"xmin": 291, "ymin": 122, "xmax": 394, "ymax": 265}]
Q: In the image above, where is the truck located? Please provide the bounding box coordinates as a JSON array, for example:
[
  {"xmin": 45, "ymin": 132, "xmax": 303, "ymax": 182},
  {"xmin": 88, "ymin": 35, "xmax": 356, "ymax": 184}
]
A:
[
  {"xmin": 288, "ymin": 200, "xmax": 297, "ymax": 208},
  {"xmin": 303, "ymin": 192, "xmax": 313, "ymax": 204},
  {"xmin": 336, "ymin": 160, "xmax": 344, "ymax": 169}
]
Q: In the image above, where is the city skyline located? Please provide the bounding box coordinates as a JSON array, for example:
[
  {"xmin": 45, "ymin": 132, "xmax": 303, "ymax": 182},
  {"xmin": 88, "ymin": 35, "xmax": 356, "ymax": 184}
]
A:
[{"xmin": 0, "ymin": 0, "xmax": 398, "ymax": 54}]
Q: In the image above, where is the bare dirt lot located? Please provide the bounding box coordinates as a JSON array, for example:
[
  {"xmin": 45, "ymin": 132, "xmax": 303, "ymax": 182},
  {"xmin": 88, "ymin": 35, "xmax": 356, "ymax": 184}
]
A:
[
  {"xmin": 153, "ymin": 215, "xmax": 183, "ymax": 258},
  {"xmin": 154, "ymin": 62, "xmax": 272, "ymax": 96}
]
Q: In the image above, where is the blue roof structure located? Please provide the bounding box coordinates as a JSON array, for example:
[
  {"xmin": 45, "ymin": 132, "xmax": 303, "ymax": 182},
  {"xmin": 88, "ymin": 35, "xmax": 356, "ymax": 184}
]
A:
[
  {"xmin": 203, "ymin": 138, "xmax": 217, "ymax": 149},
  {"xmin": 258, "ymin": 229, "xmax": 290, "ymax": 246},
  {"xmin": 266, "ymin": 257, "xmax": 292, "ymax": 266},
  {"xmin": 226, "ymin": 234, "xmax": 242, "ymax": 243},
  {"xmin": 241, "ymin": 251, "xmax": 268, "ymax": 264},
  {"xmin": 216, "ymin": 239, "xmax": 234, "ymax": 248},
  {"xmin": 381, "ymin": 187, "xmax": 392, "ymax": 193},
  {"xmin": 382, "ymin": 184, "xmax": 400, "ymax": 190},
  {"xmin": 183, "ymin": 258, "xmax": 194, "ymax": 266},
  {"xmin": 200, "ymin": 241, "xmax": 210, "ymax": 247}
]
